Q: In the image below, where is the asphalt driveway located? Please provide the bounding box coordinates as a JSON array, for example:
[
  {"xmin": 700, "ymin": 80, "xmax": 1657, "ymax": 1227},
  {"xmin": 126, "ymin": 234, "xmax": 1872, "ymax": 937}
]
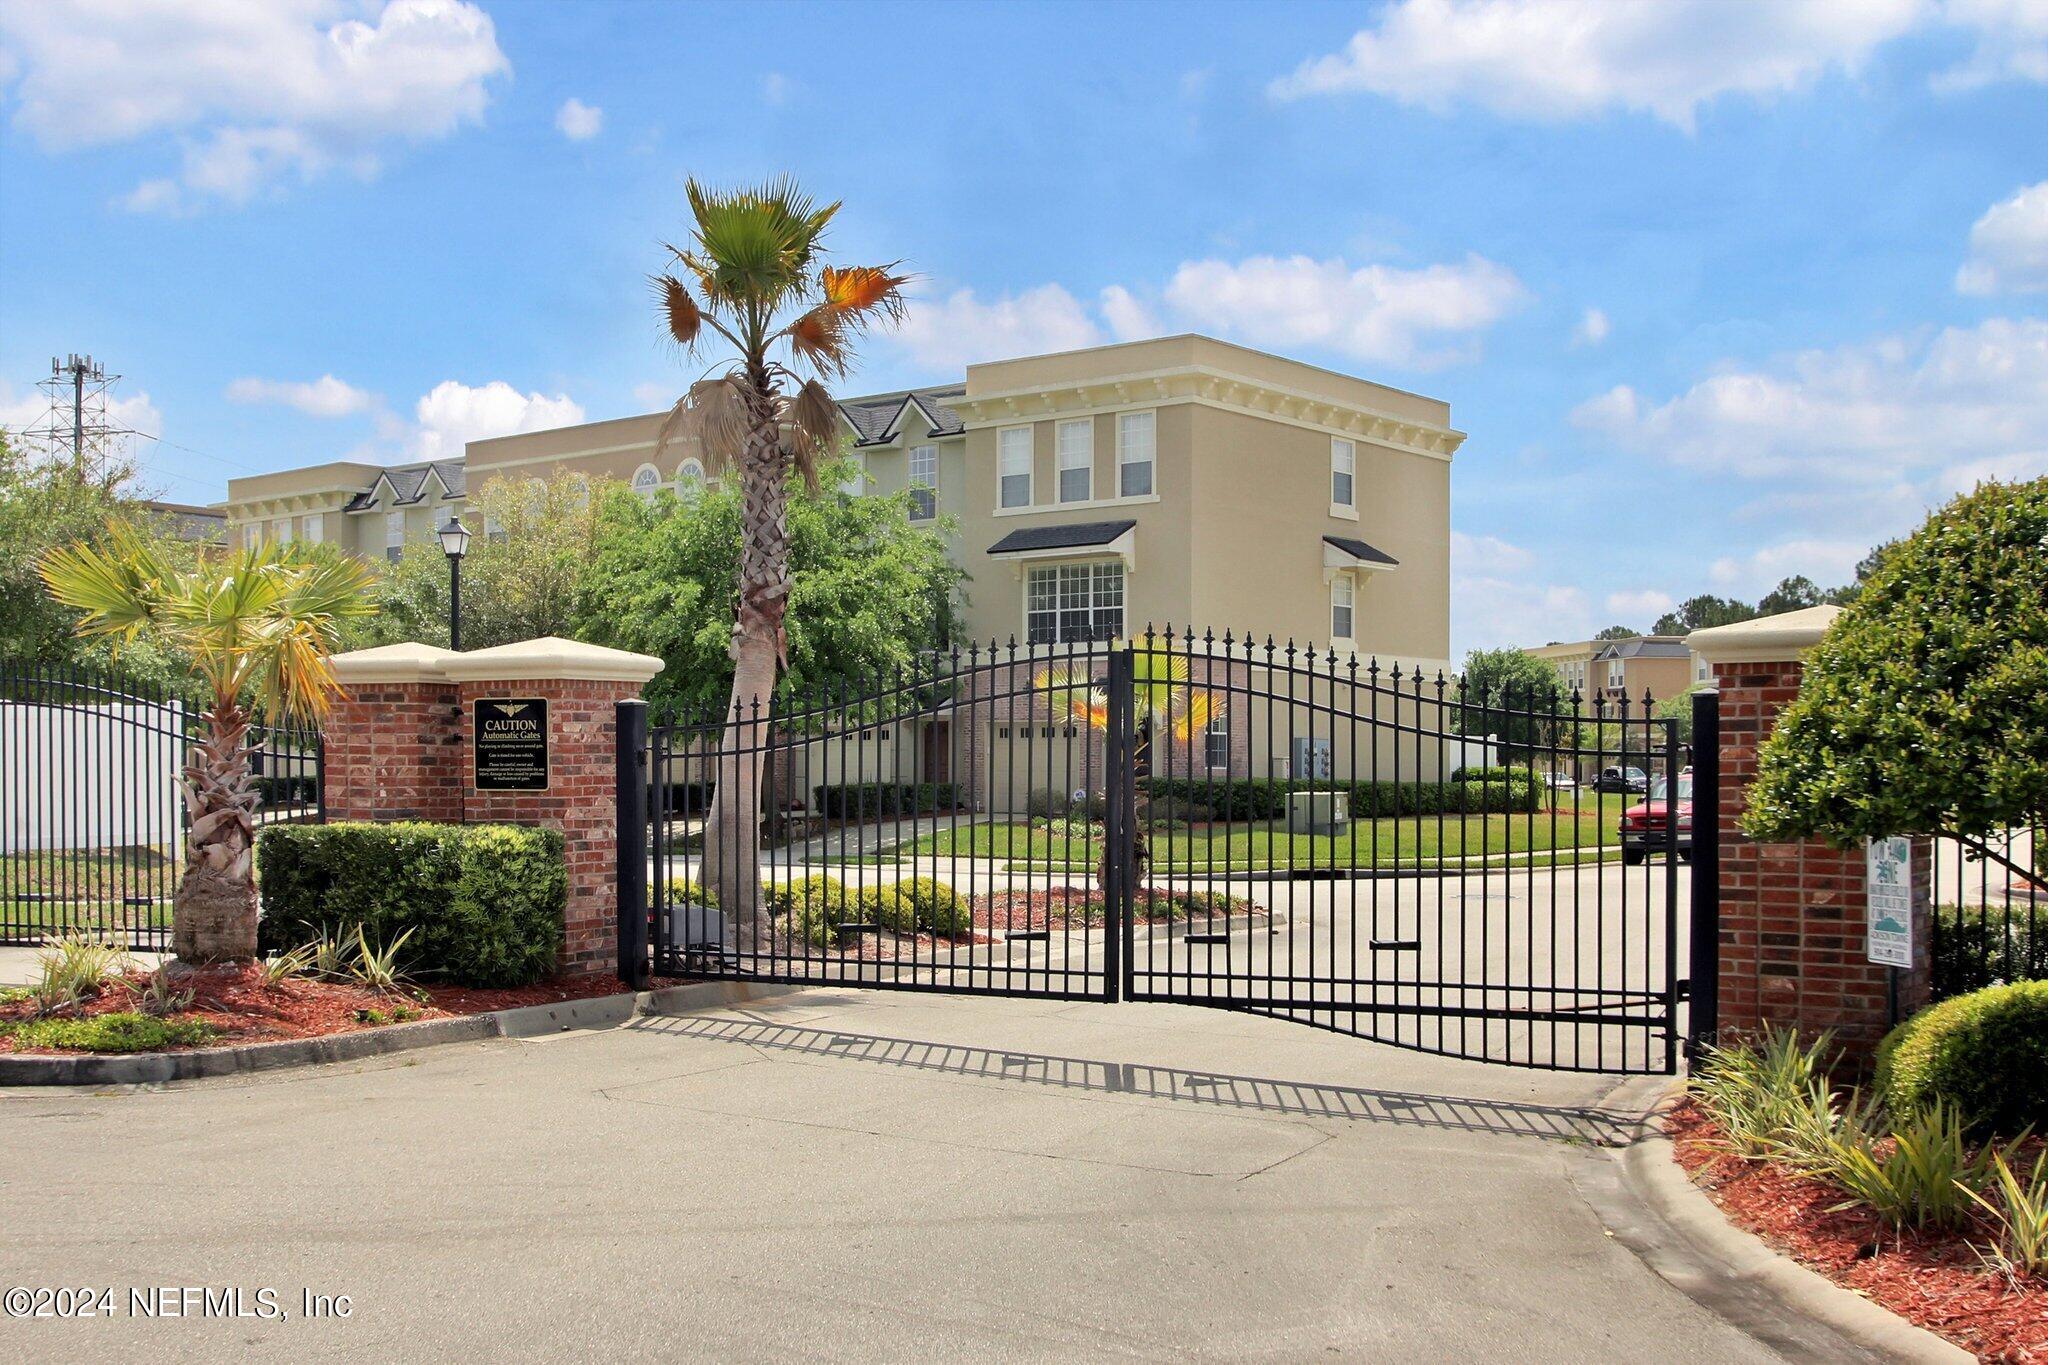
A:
[{"xmin": 1, "ymin": 988, "xmax": 1799, "ymax": 1361}]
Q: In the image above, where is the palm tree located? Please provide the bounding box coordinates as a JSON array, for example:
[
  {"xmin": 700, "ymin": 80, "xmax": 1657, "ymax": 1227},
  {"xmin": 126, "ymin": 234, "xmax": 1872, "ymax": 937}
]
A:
[
  {"xmin": 1036, "ymin": 650, "xmax": 1221, "ymax": 895},
  {"xmin": 40, "ymin": 523, "xmax": 376, "ymax": 962},
  {"xmin": 652, "ymin": 178, "xmax": 906, "ymax": 948}
]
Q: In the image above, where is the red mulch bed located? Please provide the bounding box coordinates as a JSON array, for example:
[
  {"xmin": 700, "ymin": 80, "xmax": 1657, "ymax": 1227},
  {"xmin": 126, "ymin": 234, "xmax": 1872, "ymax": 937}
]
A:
[
  {"xmin": 1668, "ymin": 1096, "xmax": 2048, "ymax": 1361},
  {"xmin": 0, "ymin": 965, "xmax": 642, "ymax": 1055}
]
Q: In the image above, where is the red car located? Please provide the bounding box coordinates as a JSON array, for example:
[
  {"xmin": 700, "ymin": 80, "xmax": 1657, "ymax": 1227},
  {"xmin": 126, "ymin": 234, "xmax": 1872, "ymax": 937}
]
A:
[{"xmin": 1621, "ymin": 770, "xmax": 1692, "ymax": 865}]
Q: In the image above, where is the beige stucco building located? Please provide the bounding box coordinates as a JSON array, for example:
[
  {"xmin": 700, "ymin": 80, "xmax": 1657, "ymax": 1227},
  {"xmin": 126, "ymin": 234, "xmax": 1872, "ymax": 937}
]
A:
[
  {"xmin": 223, "ymin": 334, "xmax": 1459, "ymax": 669},
  {"xmin": 1525, "ymin": 635, "xmax": 1695, "ymax": 707},
  {"xmin": 222, "ymin": 336, "xmax": 1468, "ymax": 808}
]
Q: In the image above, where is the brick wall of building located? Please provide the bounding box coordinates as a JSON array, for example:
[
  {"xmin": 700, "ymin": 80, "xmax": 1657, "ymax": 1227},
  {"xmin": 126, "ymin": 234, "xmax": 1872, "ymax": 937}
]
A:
[
  {"xmin": 322, "ymin": 681, "xmax": 461, "ymax": 823},
  {"xmin": 1713, "ymin": 658, "xmax": 1932, "ymax": 1059}
]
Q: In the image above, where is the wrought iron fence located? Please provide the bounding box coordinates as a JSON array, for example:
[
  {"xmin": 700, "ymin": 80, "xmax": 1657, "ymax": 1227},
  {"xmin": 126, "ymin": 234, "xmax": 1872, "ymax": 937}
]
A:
[
  {"xmin": 0, "ymin": 659, "xmax": 323, "ymax": 951},
  {"xmin": 1933, "ymin": 824, "xmax": 2046, "ymax": 998}
]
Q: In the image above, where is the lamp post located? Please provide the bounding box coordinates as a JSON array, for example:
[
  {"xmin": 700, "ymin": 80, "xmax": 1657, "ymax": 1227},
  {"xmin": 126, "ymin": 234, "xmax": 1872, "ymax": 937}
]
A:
[{"xmin": 438, "ymin": 514, "xmax": 470, "ymax": 650}]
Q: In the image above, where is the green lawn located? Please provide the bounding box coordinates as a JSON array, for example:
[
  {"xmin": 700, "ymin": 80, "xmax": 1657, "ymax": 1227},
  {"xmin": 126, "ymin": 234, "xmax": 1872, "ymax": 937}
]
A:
[
  {"xmin": 897, "ymin": 797, "xmax": 1633, "ymax": 871},
  {"xmin": 1, "ymin": 847, "xmax": 178, "ymax": 938}
]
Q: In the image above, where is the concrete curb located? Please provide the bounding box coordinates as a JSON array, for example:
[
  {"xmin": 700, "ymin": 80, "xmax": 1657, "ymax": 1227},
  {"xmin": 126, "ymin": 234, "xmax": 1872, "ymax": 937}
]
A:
[
  {"xmin": 1574, "ymin": 1079, "xmax": 1971, "ymax": 1364},
  {"xmin": 0, "ymin": 979, "xmax": 805, "ymax": 1087}
]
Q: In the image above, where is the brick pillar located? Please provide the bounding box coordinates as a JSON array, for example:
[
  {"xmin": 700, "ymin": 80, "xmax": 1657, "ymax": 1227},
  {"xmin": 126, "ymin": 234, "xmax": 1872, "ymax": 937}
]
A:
[
  {"xmin": 323, "ymin": 636, "xmax": 663, "ymax": 980},
  {"xmin": 442, "ymin": 639, "xmax": 663, "ymax": 977},
  {"xmin": 325, "ymin": 644, "xmax": 462, "ymax": 821},
  {"xmin": 1694, "ymin": 609, "xmax": 1933, "ymax": 1062}
]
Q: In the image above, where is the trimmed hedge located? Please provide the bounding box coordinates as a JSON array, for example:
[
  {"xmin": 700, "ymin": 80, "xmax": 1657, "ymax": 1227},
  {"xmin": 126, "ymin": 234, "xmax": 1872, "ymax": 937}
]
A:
[
  {"xmin": 257, "ymin": 821, "xmax": 566, "ymax": 987},
  {"xmin": 767, "ymin": 874, "xmax": 971, "ymax": 945},
  {"xmin": 812, "ymin": 783, "xmax": 962, "ymax": 819},
  {"xmin": 1875, "ymin": 981, "xmax": 2048, "ymax": 1137},
  {"xmin": 896, "ymin": 877, "xmax": 972, "ymax": 937},
  {"xmin": 1142, "ymin": 776, "xmax": 1543, "ymax": 821}
]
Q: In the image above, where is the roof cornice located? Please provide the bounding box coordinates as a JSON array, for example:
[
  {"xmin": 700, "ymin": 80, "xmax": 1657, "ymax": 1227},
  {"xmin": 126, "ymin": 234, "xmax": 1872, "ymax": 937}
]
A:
[{"xmin": 950, "ymin": 365, "xmax": 1465, "ymax": 461}]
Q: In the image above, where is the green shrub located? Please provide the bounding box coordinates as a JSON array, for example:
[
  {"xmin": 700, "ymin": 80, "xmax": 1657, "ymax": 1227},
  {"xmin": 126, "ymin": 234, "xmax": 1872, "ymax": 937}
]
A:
[
  {"xmin": 896, "ymin": 877, "xmax": 971, "ymax": 937},
  {"xmin": 1964, "ymin": 1151, "xmax": 2048, "ymax": 1279},
  {"xmin": 257, "ymin": 822, "xmax": 566, "ymax": 988},
  {"xmin": 811, "ymin": 783, "xmax": 962, "ymax": 819},
  {"xmin": 1933, "ymin": 904, "xmax": 2045, "ymax": 997},
  {"xmin": 1135, "ymin": 888, "xmax": 1258, "ymax": 922},
  {"xmin": 1686, "ymin": 1027, "xmax": 1842, "ymax": 1161},
  {"xmin": 8, "ymin": 1011, "xmax": 217, "ymax": 1053},
  {"xmin": 666, "ymin": 879, "xmax": 717, "ymax": 908},
  {"xmin": 1027, "ymin": 788, "xmax": 1108, "ymax": 821},
  {"xmin": 1143, "ymin": 776, "xmax": 1543, "ymax": 821},
  {"xmin": 1788, "ymin": 1099, "xmax": 2011, "ymax": 1233},
  {"xmin": 1875, "ymin": 981, "xmax": 2048, "ymax": 1137}
]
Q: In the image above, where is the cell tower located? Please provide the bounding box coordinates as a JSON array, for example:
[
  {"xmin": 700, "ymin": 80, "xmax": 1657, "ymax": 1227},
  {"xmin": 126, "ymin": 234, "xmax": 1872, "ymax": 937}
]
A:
[{"xmin": 18, "ymin": 354, "xmax": 142, "ymax": 479}]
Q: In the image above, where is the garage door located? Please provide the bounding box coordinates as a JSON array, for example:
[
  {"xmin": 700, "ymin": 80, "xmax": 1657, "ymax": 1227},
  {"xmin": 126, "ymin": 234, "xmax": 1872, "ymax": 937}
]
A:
[{"xmin": 986, "ymin": 720, "xmax": 1102, "ymax": 816}]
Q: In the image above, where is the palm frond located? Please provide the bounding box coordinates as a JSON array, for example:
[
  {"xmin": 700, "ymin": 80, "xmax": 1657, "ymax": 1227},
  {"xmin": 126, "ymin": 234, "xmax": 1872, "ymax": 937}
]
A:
[
  {"xmin": 37, "ymin": 521, "xmax": 169, "ymax": 641},
  {"xmin": 783, "ymin": 304, "xmax": 851, "ymax": 377},
  {"xmin": 1165, "ymin": 689, "xmax": 1222, "ymax": 741},
  {"xmin": 656, "ymin": 376, "xmax": 752, "ymax": 474},
  {"xmin": 821, "ymin": 264, "xmax": 909, "ymax": 322},
  {"xmin": 682, "ymin": 177, "xmax": 840, "ymax": 318},
  {"xmin": 783, "ymin": 379, "xmax": 842, "ymax": 492},
  {"xmin": 655, "ymin": 273, "xmax": 701, "ymax": 347}
]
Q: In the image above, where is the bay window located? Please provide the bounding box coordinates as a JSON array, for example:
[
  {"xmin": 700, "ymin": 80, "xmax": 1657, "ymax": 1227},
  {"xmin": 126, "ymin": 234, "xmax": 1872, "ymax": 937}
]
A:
[{"xmin": 1026, "ymin": 562, "xmax": 1124, "ymax": 644}]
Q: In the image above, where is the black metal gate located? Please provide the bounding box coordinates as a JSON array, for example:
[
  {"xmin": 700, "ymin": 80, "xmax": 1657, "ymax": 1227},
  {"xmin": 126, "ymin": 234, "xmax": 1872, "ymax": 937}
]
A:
[
  {"xmin": 619, "ymin": 629, "xmax": 1714, "ymax": 1074},
  {"xmin": 1, "ymin": 659, "xmax": 324, "ymax": 951}
]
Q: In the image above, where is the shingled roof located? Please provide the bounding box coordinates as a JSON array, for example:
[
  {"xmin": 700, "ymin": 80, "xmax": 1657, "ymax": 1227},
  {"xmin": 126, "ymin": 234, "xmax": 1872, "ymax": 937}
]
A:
[
  {"xmin": 837, "ymin": 386, "xmax": 966, "ymax": 446},
  {"xmin": 342, "ymin": 460, "xmax": 466, "ymax": 511},
  {"xmin": 987, "ymin": 519, "xmax": 1137, "ymax": 555}
]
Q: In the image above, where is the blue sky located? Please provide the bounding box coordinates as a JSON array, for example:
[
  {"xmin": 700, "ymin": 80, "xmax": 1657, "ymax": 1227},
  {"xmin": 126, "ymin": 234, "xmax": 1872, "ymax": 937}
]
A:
[{"xmin": 2, "ymin": 0, "xmax": 2045, "ymax": 654}]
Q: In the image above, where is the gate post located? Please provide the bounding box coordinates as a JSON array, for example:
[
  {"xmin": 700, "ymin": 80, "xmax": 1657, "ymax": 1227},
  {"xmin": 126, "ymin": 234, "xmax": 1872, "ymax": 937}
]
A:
[
  {"xmin": 1686, "ymin": 688, "xmax": 1720, "ymax": 1060},
  {"xmin": 1103, "ymin": 646, "xmax": 1132, "ymax": 1003},
  {"xmin": 615, "ymin": 699, "xmax": 650, "ymax": 989}
]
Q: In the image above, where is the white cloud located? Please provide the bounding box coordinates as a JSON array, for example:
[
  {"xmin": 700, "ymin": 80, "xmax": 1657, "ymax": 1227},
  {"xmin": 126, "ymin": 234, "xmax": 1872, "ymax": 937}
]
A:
[
  {"xmin": 1268, "ymin": 0, "xmax": 1926, "ymax": 131},
  {"xmin": 894, "ymin": 285, "xmax": 1106, "ymax": 371},
  {"xmin": 0, "ymin": 380, "xmax": 162, "ymax": 463},
  {"xmin": 1098, "ymin": 285, "xmax": 1160, "ymax": 342},
  {"xmin": 1571, "ymin": 317, "xmax": 2048, "ymax": 485},
  {"xmin": 761, "ymin": 71, "xmax": 792, "ymax": 105},
  {"xmin": 0, "ymin": 0, "xmax": 509, "ymax": 210},
  {"xmin": 1932, "ymin": 0, "xmax": 2048, "ymax": 90},
  {"xmin": 1450, "ymin": 529, "xmax": 1535, "ymax": 574},
  {"xmin": 1574, "ymin": 306, "xmax": 1611, "ymax": 346},
  {"xmin": 1957, "ymin": 180, "xmax": 2048, "ymax": 295},
  {"xmin": 554, "ymin": 97, "xmax": 603, "ymax": 141},
  {"xmin": 631, "ymin": 381, "xmax": 672, "ymax": 410},
  {"xmin": 1455, "ymin": 575, "xmax": 1593, "ymax": 653},
  {"xmin": 1605, "ymin": 588, "xmax": 1674, "ymax": 620},
  {"xmin": 1708, "ymin": 539, "xmax": 1869, "ymax": 596},
  {"xmin": 409, "ymin": 380, "xmax": 583, "ymax": 460},
  {"xmin": 225, "ymin": 373, "xmax": 376, "ymax": 418},
  {"xmin": 1161, "ymin": 252, "xmax": 1527, "ymax": 368}
]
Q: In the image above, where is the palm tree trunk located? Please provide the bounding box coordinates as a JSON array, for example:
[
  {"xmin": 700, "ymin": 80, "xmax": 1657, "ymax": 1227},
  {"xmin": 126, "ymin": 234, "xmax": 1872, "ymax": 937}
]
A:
[
  {"xmin": 700, "ymin": 364, "xmax": 790, "ymax": 955},
  {"xmin": 174, "ymin": 701, "xmax": 260, "ymax": 962}
]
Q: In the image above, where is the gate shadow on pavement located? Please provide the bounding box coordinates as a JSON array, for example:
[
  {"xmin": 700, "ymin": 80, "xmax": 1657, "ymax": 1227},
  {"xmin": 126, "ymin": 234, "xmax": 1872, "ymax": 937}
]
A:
[{"xmin": 628, "ymin": 1014, "xmax": 1647, "ymax": 1147}]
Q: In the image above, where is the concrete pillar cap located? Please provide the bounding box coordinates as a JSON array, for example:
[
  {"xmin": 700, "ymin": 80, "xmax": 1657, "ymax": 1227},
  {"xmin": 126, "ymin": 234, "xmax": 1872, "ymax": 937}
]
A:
[
  {"xmin": 330, "ymin": 641, "xmax": 462, "ymax": 684},
  {"xmin": 1688, "ymin": 605, "xmax": 1843, "ymax": 666},
  {"xmin": 438, "ymin": 635, "xmax": 665, "ymax": 685}
]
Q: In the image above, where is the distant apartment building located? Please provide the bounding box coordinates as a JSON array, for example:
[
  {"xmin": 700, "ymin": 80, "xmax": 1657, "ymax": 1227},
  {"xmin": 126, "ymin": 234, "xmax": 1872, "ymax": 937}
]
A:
[
  {"xmin": 221, "ymin": 334, "xmax": 1461, "ymax": 667},
  {"xmin": 1525, "ymin": 635, "xmax": 1694, "ymax": 706}
]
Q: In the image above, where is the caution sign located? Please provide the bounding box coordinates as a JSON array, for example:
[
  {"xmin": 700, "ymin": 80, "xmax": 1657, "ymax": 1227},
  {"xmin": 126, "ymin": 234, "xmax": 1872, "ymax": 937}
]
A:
[{"xmin": 474, "ymin": 697, "xmax": 549, "ymax": 792}]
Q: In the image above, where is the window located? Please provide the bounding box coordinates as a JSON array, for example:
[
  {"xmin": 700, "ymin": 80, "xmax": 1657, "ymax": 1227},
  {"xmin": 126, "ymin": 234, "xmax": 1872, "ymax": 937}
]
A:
[
  {"xmin": 1026, "ymin": 562, "xmax": 1124, "ymax": 644},
  {"xmin": 385, "ymin": 510, "xmax": 405, "ymax": 563},
  {"xmin": 631, "ymin": 464, "xmax": 662, "ymax": 502},
  {"xmin": 1057, "ymin": 420, "xmax": 1092, "ymax": 503},
  {"xmin": 271, "ymin": 518, "xmax": 291, "ymax": 544},
  {"xmin": 301, "ymin": 513, "xmax": 323, "ymax": 545},
  {"xmin": 998, "ymin": 427, "xmax": 1032, "ymax": 508},
  {"xmin": 1117, "ymin": 411, "xmax": 1154, "ymax": 497},
  {"xmin": 908, "ymin": 445, "xmax": 937, "ymax": 521},
  {"xmin": 1693, "ymin": 652, "xmax": 1709, "ymax": 683},
  {"xmin": 1331, "ymin": 438, "xmax": 1355, "ymax": 510},
  {"xmin": 1204, "ymin": 708, "xmax": 1230, "ymax": 770},
  {"xmin": 1607, "ymin": 660, "xmax": 1625, "ymax": 689},
  {"xmin": 1331, "ymin": 576, "xmax": 1355, "ymax": 640},
  {"xmin": 839, "ymin": 454, "xmax": 865, "ymax": 496},
  {"xmin": 676, "ymin": 458, "xmax": 705, "ymax": 501}
]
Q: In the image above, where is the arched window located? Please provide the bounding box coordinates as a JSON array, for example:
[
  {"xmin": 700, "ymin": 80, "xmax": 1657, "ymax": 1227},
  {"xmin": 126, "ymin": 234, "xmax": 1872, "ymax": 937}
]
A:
[
  {"xmin": 676, "ymin": 458, "xmax": 706, "ymax": 500},
  {"xmin": 631, "ymin": 464, "xmax": 662, "ymax": 502}
]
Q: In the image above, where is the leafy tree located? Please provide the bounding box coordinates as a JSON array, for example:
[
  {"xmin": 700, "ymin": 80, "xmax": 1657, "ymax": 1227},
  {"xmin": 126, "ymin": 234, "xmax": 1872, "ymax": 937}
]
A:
[
  {"xmin": 575, "ymin": 463, "xmax": 962, "ymax": 718},
  {"xmin": 1652, "ymin": 594, "xmax": 1755, "ymax": 637},
  {"xmin": 1456, "ymin": 646, "xmax": 1570, "ymax": 759},
  {"xmin": 1755, "ymin": 574, "xmax": 1823, "ymax": 617},
  {"xmin": 1744, "ymin": 478, "xmax": 2048, "ymax": 850},
  {"xmin": 343, "ymin": 472, "xmax": 609, "ymax": 651},
  {"xmin": 40, "ymin": 527, "xmax": 377, "ymax": 961},
  {"xmin": 1593, "ymin": 624, "xmax": 1638, "ymax": 640},
  {"xmin": 649, "ymin": 178, "xmax": 908, "ymax": 939}
]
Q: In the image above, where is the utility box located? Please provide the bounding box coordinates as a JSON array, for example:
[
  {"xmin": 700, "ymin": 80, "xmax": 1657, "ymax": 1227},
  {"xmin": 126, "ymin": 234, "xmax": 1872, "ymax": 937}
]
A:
[
  {"xmin": 1288, "ymin": 790, "xmax": 1350, "ymax": 836},
  {"xmin": 1289, "ymin": 736, "xmax": 1333, "ymax": 780},
  {"xmin": 663, "ymin": 898, "xmax": 728, "ymax": 954}
]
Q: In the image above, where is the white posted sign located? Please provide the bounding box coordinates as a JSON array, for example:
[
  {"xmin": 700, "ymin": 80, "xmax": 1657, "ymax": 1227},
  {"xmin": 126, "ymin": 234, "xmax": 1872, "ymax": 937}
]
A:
[{"xmin": 1865, "ymin": 836, "xmax": 1914, "ymax": 968}]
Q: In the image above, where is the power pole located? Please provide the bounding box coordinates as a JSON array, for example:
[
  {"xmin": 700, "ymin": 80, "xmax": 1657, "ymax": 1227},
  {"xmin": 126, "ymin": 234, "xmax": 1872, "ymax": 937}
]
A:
[{"xmin": 22, "ymin": 355, "xmax": 136, "ymax": 483}]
